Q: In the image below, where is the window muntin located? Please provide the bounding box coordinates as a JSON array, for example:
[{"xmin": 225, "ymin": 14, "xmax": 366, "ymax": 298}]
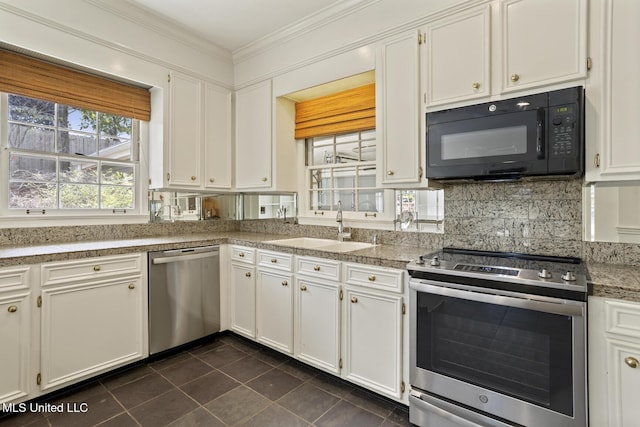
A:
[
  {"xmin": 6, "ymin": 94, "xmax": 136, "ymax": 211},
  {"xmin": 307, "ymin": 129, "xmax": 382, "ymax": 213}
]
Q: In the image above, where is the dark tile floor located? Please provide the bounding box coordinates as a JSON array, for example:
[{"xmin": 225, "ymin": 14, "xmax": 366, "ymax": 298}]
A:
[{"xmin": 1, "ymin": 333, "xmax": 410, "ymax": 427}]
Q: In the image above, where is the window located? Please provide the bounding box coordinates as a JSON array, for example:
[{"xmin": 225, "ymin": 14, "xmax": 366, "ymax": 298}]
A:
[
  {"xmin": 5, "ymin": 93, "xmax": 137, "ymax": 212},
  {"xmin": 307, "ymin": 129, "xmax": 382, "ymax": 213}
]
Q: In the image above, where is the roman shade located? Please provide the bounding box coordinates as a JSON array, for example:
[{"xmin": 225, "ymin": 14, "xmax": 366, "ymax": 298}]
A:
[
  {"xmin": 0, "ymin": 48, "xmax": 151, "ymax": 121},
  {"xmin": 294, "ymin": 83, "xmax": 375, "ymax": 139}
]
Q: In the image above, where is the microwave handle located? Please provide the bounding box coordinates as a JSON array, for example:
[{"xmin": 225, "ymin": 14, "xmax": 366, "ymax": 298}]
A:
[{"xmin": 536, "ymin": 108, "xmax": 544, "ymax": 159}]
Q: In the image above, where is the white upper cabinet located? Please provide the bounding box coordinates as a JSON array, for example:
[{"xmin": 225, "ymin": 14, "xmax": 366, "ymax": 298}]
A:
[
  {"xmin": 377, "ymin": 30, "xmax": 423, "ymax": 186},
  {"xmin": 168, "ymin": 71, "xmax": 202, "ymax": 188},
  {"xmin": 423, "ymin": 5, "xmax": 491, "ymax": 107},
  {"xmin": 501, "ymin": 0, "xmax": 587, "ymax": 93},
  {"xmin": 585, "ymin": 0, "xmax": 640, "ymax": 182},
  {"xmin": 423, "ymin": 0, "xmax": 586, "ymax": 111},
  {"xmin": 235, "ymin": 80, "xmax": 273, "ymax": 190},
  {"xmin": 235, "ymin": 80, "xmax": 298, "ymax": 192},
  {"xmin": 150, "ymin": 70, "xmax": 232, "ymax": 191},
  {"xmin": 204, "ymin": 83, "xmax": 232, "ymax": 189}
]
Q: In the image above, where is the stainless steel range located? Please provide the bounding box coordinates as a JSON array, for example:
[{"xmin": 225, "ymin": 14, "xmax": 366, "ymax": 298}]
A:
[{"xmin": 407, "ymin": 248, "xmax": 589, "ymax": 427}]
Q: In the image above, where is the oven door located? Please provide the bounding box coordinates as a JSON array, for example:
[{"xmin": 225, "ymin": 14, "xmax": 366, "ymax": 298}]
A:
[
  {"xmin": 409, "ymin": 279, "xmax": 587, "ymax": 427},
  {"xmin": 426, "ymin": 108, "xmax": 546, "ymax": 180}
]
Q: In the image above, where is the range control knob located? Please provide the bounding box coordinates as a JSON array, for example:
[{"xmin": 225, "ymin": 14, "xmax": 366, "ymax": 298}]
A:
[
  {"xmin": 430, "ymin": 256, "xmax": 441, "ymax": 267},
  {"xmin": 562, "ymin": 271, "xmax": 576, "ymax": 282},
  {"xmin": 538, "ymin": 269, "xmax": 552, "ymax": 279},
  {"xmin": 417, "ymin": 256, "xmax": 425, "ymax": 265}
]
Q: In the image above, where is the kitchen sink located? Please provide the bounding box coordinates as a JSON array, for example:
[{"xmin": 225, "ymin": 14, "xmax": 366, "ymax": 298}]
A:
[{"xmin": 264, "ymin": 237, "xmax": 373, "ymax": 252}]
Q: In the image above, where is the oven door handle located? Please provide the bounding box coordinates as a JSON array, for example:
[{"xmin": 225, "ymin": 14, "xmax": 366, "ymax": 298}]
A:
[{"xmin": 409, "ymin": 280, "xmax": 584, "ymax": 317}]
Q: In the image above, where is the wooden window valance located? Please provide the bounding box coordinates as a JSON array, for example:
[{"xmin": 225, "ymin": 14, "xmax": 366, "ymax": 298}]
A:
[
  {"xmin": 0, "ymin": 48, "xmax": 151, "ymax": 121},
  {"xmin": 294, "ymin": 83, "xmax": 375, "ymax": 139}
]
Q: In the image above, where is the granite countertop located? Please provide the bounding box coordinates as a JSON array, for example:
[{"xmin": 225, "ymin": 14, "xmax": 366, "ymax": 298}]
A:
[
  {"xmin": 587, "ymin": 262, "xmax": 640, "ymax": 302},
  {"xmin": 2, "ymin": 231, "xmax": 638, "ymax": 302},
  {"xmin": 0, "ymin": 232, "xmax": 425, "ymax": 271}
]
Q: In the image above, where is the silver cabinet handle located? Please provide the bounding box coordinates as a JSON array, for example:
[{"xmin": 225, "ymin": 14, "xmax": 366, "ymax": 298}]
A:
[
  {"xmin": 282, "ymin": 280, "xmax": 288, "ymax": 286},
  {"xmin": 300, "ymin": 285, "xmax": 307, "ymax": 291},
  {"xmin": 245, "ymin": 272, "xmax": 251, "ymax": 278},
  {"xmin": 351, "ymin": 296, "xmax": 358, "ymax": 303}
]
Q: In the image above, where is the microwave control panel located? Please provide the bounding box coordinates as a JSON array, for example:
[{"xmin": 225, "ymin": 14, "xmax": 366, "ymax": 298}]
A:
[{"xmin": 548, "ymin": 100, "xmax": 581, "ymax": 174}]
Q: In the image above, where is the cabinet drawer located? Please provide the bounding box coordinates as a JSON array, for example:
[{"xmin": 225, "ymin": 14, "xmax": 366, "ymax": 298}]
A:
[
  {"xmin": 297, "ymin": 257, "xmax": 340, "ymax": 281},
  {"xmin": 605, "ymin": 300, "xmax": 640, "ymax": 339},
  {"xmin": 344, "ymin": 263, "xmax": 404, "ymax": 293},
  {"xmin": 41, "ymin": 254, "xmax": 143, "ymax": 286},
  {"xmin": 231, "ymin": 246, "xmax": 255, "ymax": 264},
  {"xmin": 257, "ymin": 250, "xmax": 293, "ymax": 271},
  {"xmin": 0, "ymin": 266, "xmax": 30, "ymax": 293}
]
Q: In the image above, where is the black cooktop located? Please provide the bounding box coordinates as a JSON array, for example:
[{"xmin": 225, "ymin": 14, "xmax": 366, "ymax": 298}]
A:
[{"xmin": 407, "ymin": 248, "xmax": 590, "ymax": 300}]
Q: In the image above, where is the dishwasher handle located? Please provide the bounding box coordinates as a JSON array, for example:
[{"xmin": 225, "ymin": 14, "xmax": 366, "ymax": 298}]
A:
[{"xmin": 151, "ymin": 249, "xmax": 219, "ymax": 265}]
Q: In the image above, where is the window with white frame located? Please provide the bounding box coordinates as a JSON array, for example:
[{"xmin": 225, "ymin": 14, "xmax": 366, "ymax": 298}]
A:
[
  {"xmin": 307, "ymin": 129, "xmax": 383, "ymax": 213},
  {"xmin": 4, "ymin": 93, "xmax": 138, "ymax": 213}
]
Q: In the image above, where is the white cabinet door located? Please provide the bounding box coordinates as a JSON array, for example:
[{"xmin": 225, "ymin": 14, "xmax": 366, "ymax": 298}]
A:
[
  {"xmin": 204, "ymin": 83, "xmax": 232, "ymax": 189},
  {"xmin": 343, "ymin": 287, "xmax": 403, "ymax": 399},
  {"xmin": 235, "ymin": 80, "xmax": 272, "ymax": 190},
  {"xmin": 424, "ymin": 5, "xmax": 491, "ymax": 107},
  {"xmin": 586, "ymin": 0, "xmax": 640, "ymax": 182},
  {"xmin": 256, "ymin": 268, "xmax": 293, "ymax": 354},
  {"xmin": 589, "ymin": 297, "xmax": 640, "ymax": 426},
  {"xmin": 377, "ymin": 31, "xmax": 422, "ymax": 185},
  {"xmin": 0, "ymin": 289, "xmax": 30, "ymax": 404},
  {"xmin": 501, "ymin": 0, "xmax": 587, "ymax": 93},
  {"xmin": 168, "ymin": 71, "xmax": 202, "ymax": 187},
  {"xmin": 229, "ymin": 263, "xmax": 256, "ymax": 339},
  {"xmin": 294, "ymin": 276, "xmax": 340, "ymax": 374},
  {"xmin": 40, "ymin": 276, "xmax": 145, "ymax": 391}
]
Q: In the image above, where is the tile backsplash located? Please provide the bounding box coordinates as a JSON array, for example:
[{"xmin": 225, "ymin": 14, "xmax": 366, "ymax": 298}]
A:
[{"xmin": 443, "ymin": 179, "xmax": 583, "ymax": 257}]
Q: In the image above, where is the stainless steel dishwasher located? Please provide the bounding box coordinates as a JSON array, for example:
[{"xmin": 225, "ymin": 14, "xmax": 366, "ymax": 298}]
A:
[{"xmin": 148, "ymin": 245, "xmax": 220, "ymax": 355}]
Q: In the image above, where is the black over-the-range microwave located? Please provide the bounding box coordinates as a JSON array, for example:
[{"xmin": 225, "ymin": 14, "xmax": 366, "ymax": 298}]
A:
[{"xmin": 425, "ymin": 86, "xmax": 584, "ymax": 181}]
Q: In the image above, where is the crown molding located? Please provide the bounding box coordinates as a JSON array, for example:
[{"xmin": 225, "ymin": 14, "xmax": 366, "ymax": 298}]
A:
[
  {"xmin": 232, "ymin": 0, "xmax": 381, "ymax": 64},
  {"xmin": 85, "ymin": 0, "xmax": 232, "ymax": 63}
]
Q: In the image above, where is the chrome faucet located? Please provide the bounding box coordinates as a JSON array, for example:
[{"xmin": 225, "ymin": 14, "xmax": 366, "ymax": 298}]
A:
[{"xmin": 336, "ymin": 201, "xmax": 351, "ymax": 241}]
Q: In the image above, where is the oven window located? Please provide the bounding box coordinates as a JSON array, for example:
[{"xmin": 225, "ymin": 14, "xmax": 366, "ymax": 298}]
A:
[{"xmin": 416, "ymin": 293, "xmax": 573, "ymax": 416}]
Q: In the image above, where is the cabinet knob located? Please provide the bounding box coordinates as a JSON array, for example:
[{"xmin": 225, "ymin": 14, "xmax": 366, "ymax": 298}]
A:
[
  {"xmin": 368, "ymin": 274, "xmax": 376, "ymax": 282},
  {"xmin": 245, "ymin": 271, "xmax": 251, "ymax": 278},
  {"xmin": 93, "ymin": 265, "xmax": 101, "ymax": 272},
  {"xmin": 472, "ymin": 82, "xmax": 480, "ymax": 89},
  {"xmin": 128, "ymin": 283, "xmax": 135, "ymax": 290},
  {"xmin": 625, "ymin": 356, "xmax": 639, "ymax": 369},
  {"xmin": 510, "ymin": 73, "xmax": 520, "ymax": 82},
  {"xmin": 282, "ymin": 280, "xmax": 288, "ymax": 286},
  {"xmin": 7, "ymin": 305, "xmax": 17, "ymax": 313},
  {"xmin": 239, "ymin": 252, "xmax": 245, "ymax": 257},
  {"xmin": 351, "ymin": 296, "xmax": 358, "ymax": 303},
  {"xmin": 261, "ymin": 177, "xmax": 268, "ymax": 182},
  {"xmin": 313, "ymin": 265, "xmax": 321, "ymax": 271},
  {"xmin": 300, "ymin": 285, "xmax": 307, "ymax": 291},
  {"xmin": 387, "ymin": 170, "xmax": 394, "ymax": 176},
  {"xmin": 191, "ymin": 176, "xmax": 196, "ymax": 181},
  {"xmin": 209, "ymin": 178, "xmax": 215, "ymax": 183},
  {"xmin": 271, "ymin": 258, "xmax": 278, "ymax": 263}
]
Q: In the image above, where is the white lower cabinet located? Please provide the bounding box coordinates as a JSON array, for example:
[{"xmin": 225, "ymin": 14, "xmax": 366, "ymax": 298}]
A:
[
  {"xmin": 0, "ymin": 266, "xmax": 32, "ymax": 405},
  {"xmin": 256, "ymin": 268, "xmax": 293, "ymax": 353},
  {"xmin": 229, "ymin": 247, "xmax": 257, "ymax": 339},
  {"xmin": 295, "ymin": 273, "xmax": 341, "ymax": 374},
  {"xmin": 589, "ymin": 296, "xmax": 640, "ymax": 426},
  {"xmin": 227, "ymin": 248, "xmax": 407, "ymax": 402},
  {"xmin": 40, "ymin": 276, "xmax": 145, "ymax": 391},
  {"xmin": 39, "ymin": 254, "xmax": 146, "ymax": 392},
  {"xmin": 343, "ymin": 286, "xmax": 404, "ymax": 399}
]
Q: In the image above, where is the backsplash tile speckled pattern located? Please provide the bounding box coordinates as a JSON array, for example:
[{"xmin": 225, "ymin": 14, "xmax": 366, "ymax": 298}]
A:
[{"xmin": 443, "ymin": 179, "xmax": 583, "ymax": 257}]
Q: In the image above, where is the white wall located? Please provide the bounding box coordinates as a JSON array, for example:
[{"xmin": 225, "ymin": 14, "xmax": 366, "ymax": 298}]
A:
[
  {"xmin": 0, "ymin": 0, "xmax": 233, "ymax": 88},
  {"xmin": 234, "ymin": 0, "xmax": 466, "ymax": 87}
]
